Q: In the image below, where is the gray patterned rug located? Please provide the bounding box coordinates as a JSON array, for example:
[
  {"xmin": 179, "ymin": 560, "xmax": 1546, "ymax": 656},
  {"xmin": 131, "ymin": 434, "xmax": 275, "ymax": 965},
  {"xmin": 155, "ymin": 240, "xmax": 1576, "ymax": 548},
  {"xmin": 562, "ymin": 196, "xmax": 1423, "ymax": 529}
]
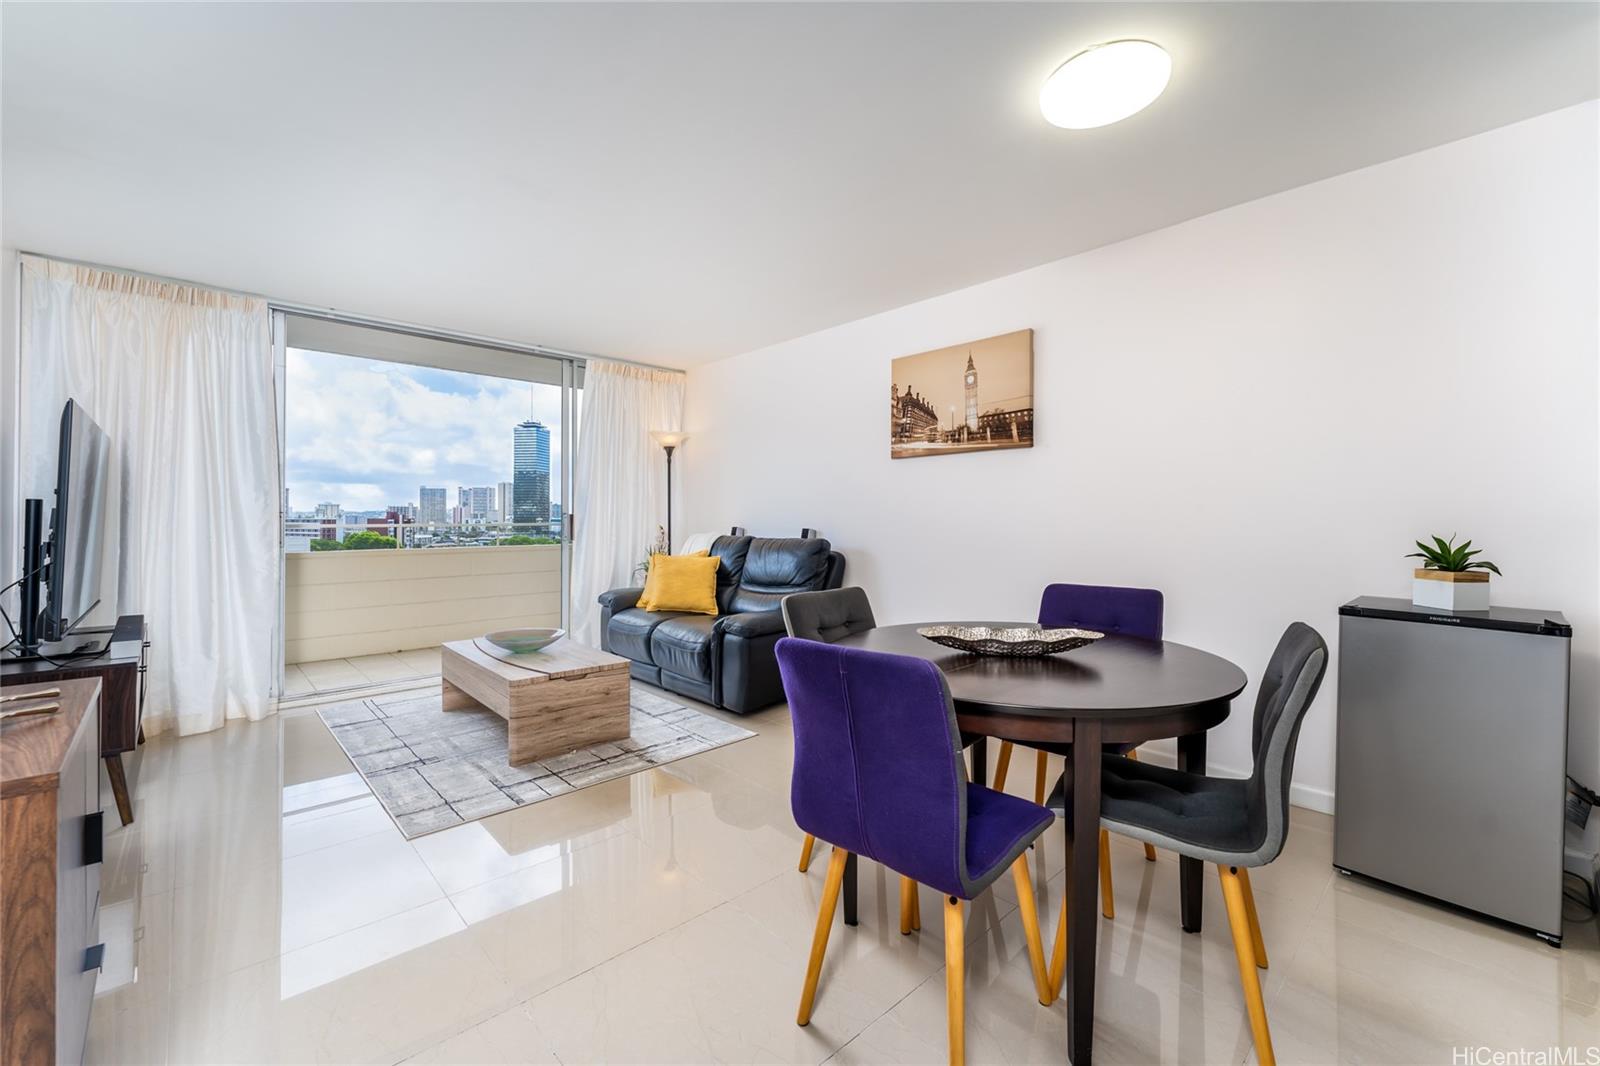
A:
[{"xmin": 317, "ymin": 684, "xmax": 755, "ymax": 838}]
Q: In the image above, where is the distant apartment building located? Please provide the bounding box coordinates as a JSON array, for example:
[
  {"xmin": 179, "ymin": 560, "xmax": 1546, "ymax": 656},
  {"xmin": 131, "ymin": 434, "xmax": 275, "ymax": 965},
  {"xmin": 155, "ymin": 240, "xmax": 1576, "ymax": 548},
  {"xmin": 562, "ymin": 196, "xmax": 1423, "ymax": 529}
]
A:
[
  {"xmin": 366, "ymin": 508, "xmax": 414, "ymax": 547},
  {"xmin": 419, "ymin": 485, "xmax": 448, "ymax": 526},
  {"xmin": 497, "ymin": 481, "xmax": 514, "ymax": 524},
  {"xmin": 512, "ymin": 421, "xmax": 551, "ymax": 527},
  {"xmin": 458, "ymin": 485, "xmax": 494, "ymax": 523}
]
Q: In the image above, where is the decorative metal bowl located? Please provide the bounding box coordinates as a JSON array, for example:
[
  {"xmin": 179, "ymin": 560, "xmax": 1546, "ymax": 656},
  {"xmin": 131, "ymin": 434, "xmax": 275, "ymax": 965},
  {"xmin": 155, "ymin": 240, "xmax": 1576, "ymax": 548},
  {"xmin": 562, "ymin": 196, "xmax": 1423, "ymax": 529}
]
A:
[
  {"xmin": 483, "ymin": 628, "xmax": 566, "ymax": 654},
  {"xmin": 917, "ymin": 624, "xmax": 1103, "ymax": 658}
]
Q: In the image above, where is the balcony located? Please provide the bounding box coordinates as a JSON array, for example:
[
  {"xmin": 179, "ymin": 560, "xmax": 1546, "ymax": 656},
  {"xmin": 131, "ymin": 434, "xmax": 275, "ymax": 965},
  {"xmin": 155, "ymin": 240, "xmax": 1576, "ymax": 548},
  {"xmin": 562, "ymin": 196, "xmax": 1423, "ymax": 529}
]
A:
[{"xmin": 283, "ymin": 541, "xmax": 563, "ymax": 670}]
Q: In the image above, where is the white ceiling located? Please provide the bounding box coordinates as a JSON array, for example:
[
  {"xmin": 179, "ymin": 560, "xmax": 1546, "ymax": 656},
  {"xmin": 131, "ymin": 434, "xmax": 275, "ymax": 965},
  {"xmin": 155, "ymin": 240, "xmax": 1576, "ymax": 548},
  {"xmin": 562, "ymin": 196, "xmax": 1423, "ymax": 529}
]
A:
[{"xmin": 3, "ymin": 3, "xmax": 1595, "ymax": 367}]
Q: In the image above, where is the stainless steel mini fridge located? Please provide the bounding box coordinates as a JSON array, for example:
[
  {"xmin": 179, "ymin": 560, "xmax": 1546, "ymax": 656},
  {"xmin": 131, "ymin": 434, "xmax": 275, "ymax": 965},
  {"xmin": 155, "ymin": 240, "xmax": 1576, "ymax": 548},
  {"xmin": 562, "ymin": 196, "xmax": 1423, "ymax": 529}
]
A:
[{"xmin": 1334, "ymin": 596, "xmax": 1572, "ymax": 945}]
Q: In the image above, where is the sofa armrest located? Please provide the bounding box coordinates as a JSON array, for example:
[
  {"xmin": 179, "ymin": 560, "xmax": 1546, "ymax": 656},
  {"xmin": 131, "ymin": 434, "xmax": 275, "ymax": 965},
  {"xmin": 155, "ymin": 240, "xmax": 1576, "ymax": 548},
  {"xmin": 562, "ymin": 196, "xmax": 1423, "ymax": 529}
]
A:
[
  {"xmin": 717, "ymin": 610, "xmax": 788, "ymax": 639},
  {"xmin": 598, "ymin": 587, "xmax": 645, "ymax": 612}
]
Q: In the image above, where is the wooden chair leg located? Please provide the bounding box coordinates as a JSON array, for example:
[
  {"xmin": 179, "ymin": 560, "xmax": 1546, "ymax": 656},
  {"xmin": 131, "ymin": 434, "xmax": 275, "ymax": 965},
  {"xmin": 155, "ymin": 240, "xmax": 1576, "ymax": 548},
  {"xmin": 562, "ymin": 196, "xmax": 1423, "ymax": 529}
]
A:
[
  {"xmin": 1048, "ymin": 883, "xmax": 1068, "ymax": 1000},
  {"xmin": 911, "ymin": 884, "xmax": 922, "ymax": 930},
  {"xmin": 797, "ymin": 834, "xmax": 816, "ymax": 873},
  {"xmin": 1010, "ymin": 854, "xmax": 1053, "ymax": 1005},
  {"xmin": 1098, "ymin": 828, "xmax": 1115, "ymax": 919},
  {"xmin": 945, "ymin": 895, "xmax": 965, "ymax": 1066},
  {"xmin": 993, "ymin": 741, "xmax": 1014, "ymax": 791},
  {"xmin": 900, "ymin": 876, "xmax": 917, "ymax": 935},
  {"xmin": 797, "ymin": 847, "xmax": 850, "ymax": 1026},
  {"xmin": 1238, "ymin": 867, "xmax": 1267, "ymax": 968},
  {"xmin": 1033, "ymin": 749, "xmax": 1048, "ymax": 805},
  {"xmin": 1219, "ymin": 865, "xmax": 1275, "ymax": 1066},
  {"xmin": 1124, "ymin": 751, "xmax": 1157, "ymax": 861}
]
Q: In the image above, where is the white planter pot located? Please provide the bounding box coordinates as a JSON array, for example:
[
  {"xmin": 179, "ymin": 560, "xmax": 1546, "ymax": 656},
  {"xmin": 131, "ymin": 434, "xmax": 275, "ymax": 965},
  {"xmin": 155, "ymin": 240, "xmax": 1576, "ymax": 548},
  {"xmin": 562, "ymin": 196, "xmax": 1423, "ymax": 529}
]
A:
[{"xmin": 1411, "ymin": 569, "xmax": 1491, "ymax": 612}]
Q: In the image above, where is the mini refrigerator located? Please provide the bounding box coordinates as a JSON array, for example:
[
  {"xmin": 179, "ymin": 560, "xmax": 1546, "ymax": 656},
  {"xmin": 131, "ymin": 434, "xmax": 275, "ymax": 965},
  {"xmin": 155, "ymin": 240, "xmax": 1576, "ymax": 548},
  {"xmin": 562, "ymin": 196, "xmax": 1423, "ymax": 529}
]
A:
[{"xmin": 1334, "ymin": 596, "xmax": 1572, "ymax": 945}]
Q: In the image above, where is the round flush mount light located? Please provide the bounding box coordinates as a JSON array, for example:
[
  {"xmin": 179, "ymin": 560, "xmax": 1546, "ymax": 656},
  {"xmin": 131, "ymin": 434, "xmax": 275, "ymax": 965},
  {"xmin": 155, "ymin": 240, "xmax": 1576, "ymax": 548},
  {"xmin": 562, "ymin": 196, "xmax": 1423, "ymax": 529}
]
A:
[{"xmin": 1039, "ymin": 39, "xmax": 1171, "ymax": 130}]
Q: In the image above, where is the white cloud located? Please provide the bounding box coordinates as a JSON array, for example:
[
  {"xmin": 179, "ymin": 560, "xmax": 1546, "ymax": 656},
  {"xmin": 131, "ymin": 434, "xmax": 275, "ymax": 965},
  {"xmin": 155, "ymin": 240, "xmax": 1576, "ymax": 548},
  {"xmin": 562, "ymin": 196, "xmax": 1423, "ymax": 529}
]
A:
[{"xmin": 284, "ymin": 349, "xmax": 565, "ymax": 514}]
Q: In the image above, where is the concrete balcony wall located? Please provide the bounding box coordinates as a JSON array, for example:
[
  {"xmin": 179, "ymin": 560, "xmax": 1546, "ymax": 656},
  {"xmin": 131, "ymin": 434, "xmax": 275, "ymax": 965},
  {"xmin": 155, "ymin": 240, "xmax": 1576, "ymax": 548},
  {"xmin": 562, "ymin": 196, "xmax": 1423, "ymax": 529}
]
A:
[{"xmin": 284, "ymin": 544, "xmax": 562, "ymax": 664}]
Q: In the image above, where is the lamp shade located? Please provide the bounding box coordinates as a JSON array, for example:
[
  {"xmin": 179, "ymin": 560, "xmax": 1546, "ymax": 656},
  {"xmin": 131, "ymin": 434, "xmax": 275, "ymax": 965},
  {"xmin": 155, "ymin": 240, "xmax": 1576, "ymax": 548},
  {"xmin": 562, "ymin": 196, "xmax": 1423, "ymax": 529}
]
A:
[{"xmin": 651, "ymin": 431, "xmax": 689, "ymax": 448}]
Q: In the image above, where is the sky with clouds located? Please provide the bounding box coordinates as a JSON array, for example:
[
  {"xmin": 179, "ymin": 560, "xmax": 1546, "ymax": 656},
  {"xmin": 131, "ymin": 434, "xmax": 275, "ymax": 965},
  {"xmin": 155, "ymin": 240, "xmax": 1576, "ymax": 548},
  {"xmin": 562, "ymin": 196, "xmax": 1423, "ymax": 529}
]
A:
[{"xmin": 285, "ymin": 349, "xmax": 564, "ymax": 515}]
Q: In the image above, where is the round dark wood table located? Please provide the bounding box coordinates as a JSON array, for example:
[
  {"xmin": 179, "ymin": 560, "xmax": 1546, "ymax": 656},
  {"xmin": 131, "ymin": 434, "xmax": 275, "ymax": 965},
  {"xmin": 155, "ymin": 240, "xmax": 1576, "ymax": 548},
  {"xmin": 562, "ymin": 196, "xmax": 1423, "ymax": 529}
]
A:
[{"xmin": 830, "ymin": 622, "xmax": 1248, "ymax": 1066}]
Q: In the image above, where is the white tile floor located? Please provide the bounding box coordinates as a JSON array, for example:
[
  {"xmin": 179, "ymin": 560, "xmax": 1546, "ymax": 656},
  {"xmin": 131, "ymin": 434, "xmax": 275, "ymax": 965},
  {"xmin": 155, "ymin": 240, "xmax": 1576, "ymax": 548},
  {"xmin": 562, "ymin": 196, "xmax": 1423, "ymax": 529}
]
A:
[
  {"xmin": 283, "ymin": 649, "xmax": 444, "ymax": 697},
  {"xmin": 89, "ymin": 684, "xmax": 1600, "ymax": 1065}
]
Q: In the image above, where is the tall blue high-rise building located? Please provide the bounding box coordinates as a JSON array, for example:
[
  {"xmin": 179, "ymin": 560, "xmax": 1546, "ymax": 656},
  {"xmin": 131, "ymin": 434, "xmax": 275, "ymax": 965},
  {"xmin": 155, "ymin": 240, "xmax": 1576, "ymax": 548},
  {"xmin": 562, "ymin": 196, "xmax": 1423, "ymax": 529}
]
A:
[{"xmin": 512, "ymin": 421, "xmax": 551, "ymax": 527}]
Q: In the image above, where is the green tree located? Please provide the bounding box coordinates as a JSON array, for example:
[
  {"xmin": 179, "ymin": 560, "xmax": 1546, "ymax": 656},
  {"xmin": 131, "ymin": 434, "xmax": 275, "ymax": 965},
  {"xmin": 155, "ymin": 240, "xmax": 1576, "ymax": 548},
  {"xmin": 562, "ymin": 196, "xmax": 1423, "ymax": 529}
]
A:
[
  {"xmin": 497, "ymin": 535, "xmax": 559, "ymax": 546},
  {"xmin": 343, "ymin": 531, "xmax": 398, "ymax": 550},
  {"xmin": 308, "ymin": 538, "xmax": 344, "ymax": 552}
]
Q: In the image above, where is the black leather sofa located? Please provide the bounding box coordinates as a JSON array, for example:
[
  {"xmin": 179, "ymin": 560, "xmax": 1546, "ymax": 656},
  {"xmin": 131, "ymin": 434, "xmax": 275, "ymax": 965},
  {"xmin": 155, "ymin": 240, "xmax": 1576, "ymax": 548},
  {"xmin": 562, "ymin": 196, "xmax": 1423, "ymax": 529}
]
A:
[{"xmin": 598, "ymin": 534, "xmax": 845, "ymax": 713}]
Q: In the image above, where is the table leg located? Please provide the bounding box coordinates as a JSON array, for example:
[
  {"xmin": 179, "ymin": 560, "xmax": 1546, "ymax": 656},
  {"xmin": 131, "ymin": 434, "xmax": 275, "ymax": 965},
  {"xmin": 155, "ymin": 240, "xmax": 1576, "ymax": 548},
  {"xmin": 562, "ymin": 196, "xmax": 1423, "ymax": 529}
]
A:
[
  {"xmin": 970, "ymin": 735, "xmax": 988, "ymax": 787},
  {"xmin": 843, "ymin": 851, "xmax": 859, "ymax": 927},
  {"xmin": 440, "ymin": 676, "xmax": 477, "ymax": 711},
  {"xmin": 1065, "ymin": 717, "xmax": 1101, "ymax": 1065},
  {"xmin": 105, "ymin": 754, "xmax": 133, "ymax": 826},
  {"xmin": 1177, "ymin": 729, "xmax": 1208, "ymax": 934}
]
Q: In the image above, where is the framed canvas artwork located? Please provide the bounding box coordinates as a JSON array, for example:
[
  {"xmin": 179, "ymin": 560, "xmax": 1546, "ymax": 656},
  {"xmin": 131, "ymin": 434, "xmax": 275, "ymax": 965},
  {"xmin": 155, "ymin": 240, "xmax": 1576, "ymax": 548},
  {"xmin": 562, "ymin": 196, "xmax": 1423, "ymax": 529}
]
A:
[{"xmin": 889, "ymin": 329, "xmax": 1033, "ymax": 459}]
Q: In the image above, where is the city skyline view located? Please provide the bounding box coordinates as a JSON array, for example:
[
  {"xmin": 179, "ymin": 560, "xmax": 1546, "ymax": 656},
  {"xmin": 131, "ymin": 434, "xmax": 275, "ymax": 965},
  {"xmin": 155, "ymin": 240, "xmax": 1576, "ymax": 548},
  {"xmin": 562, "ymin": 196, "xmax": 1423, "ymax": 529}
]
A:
[{"xmin": 285, "ymin": 348, "xmax": 564, "ymax": 516}]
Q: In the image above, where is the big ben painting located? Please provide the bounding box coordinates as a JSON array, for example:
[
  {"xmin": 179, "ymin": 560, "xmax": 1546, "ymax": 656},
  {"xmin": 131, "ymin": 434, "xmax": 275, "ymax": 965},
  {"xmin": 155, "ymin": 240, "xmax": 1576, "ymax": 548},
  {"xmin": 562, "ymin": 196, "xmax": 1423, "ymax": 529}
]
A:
[{"xmin": 889, "ymin": 329, "xmax": 1033, "ymax": 459}]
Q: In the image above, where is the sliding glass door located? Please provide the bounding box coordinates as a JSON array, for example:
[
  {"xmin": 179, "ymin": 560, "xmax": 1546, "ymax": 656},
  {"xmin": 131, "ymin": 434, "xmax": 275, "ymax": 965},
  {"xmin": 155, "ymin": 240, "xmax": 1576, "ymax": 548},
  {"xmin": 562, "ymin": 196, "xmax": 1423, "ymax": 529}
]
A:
[{"xmin": 270, "ymin": 311, "xmax": 579, "ymax": 696}]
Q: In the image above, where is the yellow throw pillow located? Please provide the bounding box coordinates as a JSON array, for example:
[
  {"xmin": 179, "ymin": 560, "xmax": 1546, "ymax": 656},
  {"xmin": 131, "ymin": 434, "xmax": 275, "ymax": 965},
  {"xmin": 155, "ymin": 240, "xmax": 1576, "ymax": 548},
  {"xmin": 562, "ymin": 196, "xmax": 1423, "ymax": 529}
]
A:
[{"xmin": 638, "ymin": 551, "xmax": 717, "ymax": 614}]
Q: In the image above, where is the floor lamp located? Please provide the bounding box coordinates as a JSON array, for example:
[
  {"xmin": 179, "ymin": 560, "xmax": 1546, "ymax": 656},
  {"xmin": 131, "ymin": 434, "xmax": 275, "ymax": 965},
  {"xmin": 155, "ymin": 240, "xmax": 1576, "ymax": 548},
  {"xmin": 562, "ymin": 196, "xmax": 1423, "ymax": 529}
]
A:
[{"xmin": 650, "ymin": 431, "xmax": 687, "ymax": 553}]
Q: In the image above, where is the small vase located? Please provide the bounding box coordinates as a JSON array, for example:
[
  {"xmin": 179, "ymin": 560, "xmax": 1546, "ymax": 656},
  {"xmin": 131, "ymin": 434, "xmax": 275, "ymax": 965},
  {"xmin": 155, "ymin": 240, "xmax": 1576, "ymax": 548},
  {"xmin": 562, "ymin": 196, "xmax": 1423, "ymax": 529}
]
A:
[{"xmin": 1411, "ymin": 569, "xmax": 1491, "ymax": 612}]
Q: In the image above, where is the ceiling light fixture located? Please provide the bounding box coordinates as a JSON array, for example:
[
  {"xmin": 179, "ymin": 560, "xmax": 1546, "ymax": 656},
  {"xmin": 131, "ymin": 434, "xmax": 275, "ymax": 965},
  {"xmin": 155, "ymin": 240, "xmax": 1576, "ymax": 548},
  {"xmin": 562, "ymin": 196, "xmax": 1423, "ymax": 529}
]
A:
[{"xmin": 1039, "ymin": 39, "xmax": 1171, "ymax": 130}]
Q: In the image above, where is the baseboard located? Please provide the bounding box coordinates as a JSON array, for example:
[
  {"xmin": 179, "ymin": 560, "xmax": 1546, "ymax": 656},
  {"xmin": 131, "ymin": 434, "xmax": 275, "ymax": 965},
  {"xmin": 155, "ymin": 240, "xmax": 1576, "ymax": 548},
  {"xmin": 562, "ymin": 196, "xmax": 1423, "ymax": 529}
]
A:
[{"xmin": 1133, "ymin": 746, "xmax": 1335, "ymax": 816}]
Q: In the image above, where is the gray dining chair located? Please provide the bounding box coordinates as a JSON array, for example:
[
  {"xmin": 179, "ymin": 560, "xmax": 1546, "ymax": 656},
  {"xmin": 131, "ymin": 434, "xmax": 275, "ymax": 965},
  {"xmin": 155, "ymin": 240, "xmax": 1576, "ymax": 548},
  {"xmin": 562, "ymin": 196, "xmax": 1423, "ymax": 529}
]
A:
[
  {"xmin": 781, "ymin": 586, "xmax": 879, "ymax": 876},
  {"xmin": 1045, "ymin": 621, "xmax": 1328, "ymax": 1066}
]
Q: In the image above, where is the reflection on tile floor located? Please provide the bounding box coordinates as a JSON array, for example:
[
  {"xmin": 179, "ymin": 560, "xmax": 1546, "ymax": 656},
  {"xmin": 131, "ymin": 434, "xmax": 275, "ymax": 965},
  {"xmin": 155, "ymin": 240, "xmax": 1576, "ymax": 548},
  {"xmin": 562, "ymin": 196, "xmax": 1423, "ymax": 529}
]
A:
[
  {"xmin": 283, "ymin": 648, "xmax": 444, "ymax": 698},
  {"xmin": 89, "ymin": 685, "xmax": 1600, "ymax": 1064}
]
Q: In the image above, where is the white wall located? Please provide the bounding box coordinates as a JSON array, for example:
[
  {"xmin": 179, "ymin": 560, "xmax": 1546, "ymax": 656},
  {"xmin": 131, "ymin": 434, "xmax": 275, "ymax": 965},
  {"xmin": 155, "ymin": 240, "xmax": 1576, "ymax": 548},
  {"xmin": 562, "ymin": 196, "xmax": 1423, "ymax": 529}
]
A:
[{"xmin": 685, "ymin": 102, "xmax": 1600, "ymax": 811}]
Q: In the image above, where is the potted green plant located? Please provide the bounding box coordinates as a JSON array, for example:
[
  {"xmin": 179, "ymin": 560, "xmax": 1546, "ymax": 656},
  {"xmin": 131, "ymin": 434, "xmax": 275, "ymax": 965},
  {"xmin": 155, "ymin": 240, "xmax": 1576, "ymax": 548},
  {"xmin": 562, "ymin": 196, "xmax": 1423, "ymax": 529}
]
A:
[{"xmin": 1407, "ymin": 534, "xmax": 1501, "ymax": 611}]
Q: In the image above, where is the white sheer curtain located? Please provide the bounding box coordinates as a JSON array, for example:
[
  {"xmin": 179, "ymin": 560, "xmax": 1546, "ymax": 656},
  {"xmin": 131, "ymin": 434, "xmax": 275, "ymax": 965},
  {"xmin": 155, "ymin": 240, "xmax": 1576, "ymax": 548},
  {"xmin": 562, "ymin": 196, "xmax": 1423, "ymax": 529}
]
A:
[
  {"xmin": 570, "ymin": 359, "xmax": 686, "ymax": 646},
  {"xmin": 18, "ymin": 255, "xmax": 280, "ymax": 736}
]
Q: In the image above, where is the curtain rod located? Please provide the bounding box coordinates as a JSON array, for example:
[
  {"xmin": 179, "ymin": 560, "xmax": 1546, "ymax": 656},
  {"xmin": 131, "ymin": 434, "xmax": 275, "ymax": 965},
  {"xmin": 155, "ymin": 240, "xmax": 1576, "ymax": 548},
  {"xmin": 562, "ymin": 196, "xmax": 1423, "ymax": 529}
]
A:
[{"xmin": 18, "ymin": 250, "xmax": 683, "ymax": 375}]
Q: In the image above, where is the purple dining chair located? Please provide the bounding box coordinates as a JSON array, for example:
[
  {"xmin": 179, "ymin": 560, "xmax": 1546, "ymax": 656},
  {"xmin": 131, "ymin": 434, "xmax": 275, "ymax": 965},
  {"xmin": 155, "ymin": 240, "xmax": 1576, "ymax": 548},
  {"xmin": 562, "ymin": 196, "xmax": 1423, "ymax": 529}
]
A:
[
  {"xmin": 992, "ymin": 583, "xmax": 1166, "ymax": 917},
  {"xmin": 775, "ymin": 637, "xmax": 1055, "ymax": 1065}
]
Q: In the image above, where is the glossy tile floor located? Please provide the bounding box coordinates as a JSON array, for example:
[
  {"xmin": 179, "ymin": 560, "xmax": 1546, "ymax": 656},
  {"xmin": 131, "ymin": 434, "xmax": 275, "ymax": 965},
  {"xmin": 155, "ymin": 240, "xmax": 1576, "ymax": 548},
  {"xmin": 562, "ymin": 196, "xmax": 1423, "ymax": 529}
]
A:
[
  {"xmin": 283, "ymin": 650, "xmax": 443, "ymax": 697},
  {"xmin": 91, "ymin": 685, "xmax": 1599, "ymax": 1064}
]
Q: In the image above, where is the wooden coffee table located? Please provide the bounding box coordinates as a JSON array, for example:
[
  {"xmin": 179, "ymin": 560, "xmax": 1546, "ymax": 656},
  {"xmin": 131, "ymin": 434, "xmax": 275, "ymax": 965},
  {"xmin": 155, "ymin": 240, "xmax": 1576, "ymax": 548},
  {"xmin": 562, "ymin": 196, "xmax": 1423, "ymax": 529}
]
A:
[{"xmin": 439, "ymin": 638, "xmax": 631, "ymax": 765}]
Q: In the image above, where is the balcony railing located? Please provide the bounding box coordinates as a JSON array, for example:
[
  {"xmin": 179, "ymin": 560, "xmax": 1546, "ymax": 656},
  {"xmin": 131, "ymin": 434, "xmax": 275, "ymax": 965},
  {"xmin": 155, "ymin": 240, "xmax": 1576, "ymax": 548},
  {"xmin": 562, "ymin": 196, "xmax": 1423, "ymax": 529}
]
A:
[
  {"xmin": 284, "ymin": 518, "xmax": 562, "ymax": 553},
  {"xmin": 283, "ymin": 536, "xmax": 563, "ymax": 665}
]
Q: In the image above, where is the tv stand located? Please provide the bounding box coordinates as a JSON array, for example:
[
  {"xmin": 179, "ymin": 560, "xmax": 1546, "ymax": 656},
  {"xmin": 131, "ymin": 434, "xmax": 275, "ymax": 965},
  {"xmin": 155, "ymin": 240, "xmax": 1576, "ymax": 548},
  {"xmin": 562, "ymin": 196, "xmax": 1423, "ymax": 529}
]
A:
[
  {"xmin": 1, "ymin": 635, "xmax": 110, "ymax": 665},
  {"xmin": 1, "ymin": 615, "xmax": 146, "ymax": 825}
]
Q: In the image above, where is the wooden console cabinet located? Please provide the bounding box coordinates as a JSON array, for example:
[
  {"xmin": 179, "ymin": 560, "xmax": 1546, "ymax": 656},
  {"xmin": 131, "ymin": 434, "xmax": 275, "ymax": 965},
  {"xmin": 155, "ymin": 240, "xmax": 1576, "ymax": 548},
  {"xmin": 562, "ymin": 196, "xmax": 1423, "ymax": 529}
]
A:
[
  {"xmin": 1, "ymin": 678, "xmax": 103, "ymax": 1066},
  {"xmin": 0, "ymin": 615, "xmax": 146, "ymax": 825}
]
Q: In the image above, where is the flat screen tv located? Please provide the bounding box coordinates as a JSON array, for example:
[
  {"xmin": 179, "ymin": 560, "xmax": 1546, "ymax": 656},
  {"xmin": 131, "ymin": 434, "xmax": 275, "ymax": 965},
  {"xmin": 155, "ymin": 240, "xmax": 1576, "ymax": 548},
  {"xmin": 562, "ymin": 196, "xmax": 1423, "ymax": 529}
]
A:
[{"xmin": 42, "ymin": 399, "xmax": 111, "ymax": 641}]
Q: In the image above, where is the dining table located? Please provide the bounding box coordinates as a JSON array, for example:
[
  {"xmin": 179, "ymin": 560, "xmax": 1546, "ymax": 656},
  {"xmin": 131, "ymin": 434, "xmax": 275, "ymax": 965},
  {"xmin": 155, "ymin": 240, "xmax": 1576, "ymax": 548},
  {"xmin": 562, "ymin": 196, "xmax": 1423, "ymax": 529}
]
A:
[{"xmin": 830, "ymin": 621, "xmax": 1248, "ymax": 1066}]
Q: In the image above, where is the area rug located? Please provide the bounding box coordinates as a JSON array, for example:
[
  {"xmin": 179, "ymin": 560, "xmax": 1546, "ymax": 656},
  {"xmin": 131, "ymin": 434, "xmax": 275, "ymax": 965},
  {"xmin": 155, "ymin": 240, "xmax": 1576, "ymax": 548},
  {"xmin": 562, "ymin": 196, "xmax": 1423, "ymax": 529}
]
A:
[{"xmin": 317, "ymin": 684, "xmax": 755, "ymax": 838}]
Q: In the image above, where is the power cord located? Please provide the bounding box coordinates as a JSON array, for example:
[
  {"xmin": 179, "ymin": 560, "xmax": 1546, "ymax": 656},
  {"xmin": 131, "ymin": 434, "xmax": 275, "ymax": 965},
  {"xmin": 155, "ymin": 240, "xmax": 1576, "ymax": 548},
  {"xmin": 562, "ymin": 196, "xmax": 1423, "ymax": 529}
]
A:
[
  {"xmin": 0, "ymin": 565, "xmax": 111, "ymax": 666},
  {"xmin": 0, "ymin": 561, "xmax": 46, "ymax": 653},
  {"xmin": 1565, "ymin": 775, "xmax": 1600, "ymax": 924},
  {"xmin": 1564, "ymin": 871, "xmax": 1597, "ymax": 922}
]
